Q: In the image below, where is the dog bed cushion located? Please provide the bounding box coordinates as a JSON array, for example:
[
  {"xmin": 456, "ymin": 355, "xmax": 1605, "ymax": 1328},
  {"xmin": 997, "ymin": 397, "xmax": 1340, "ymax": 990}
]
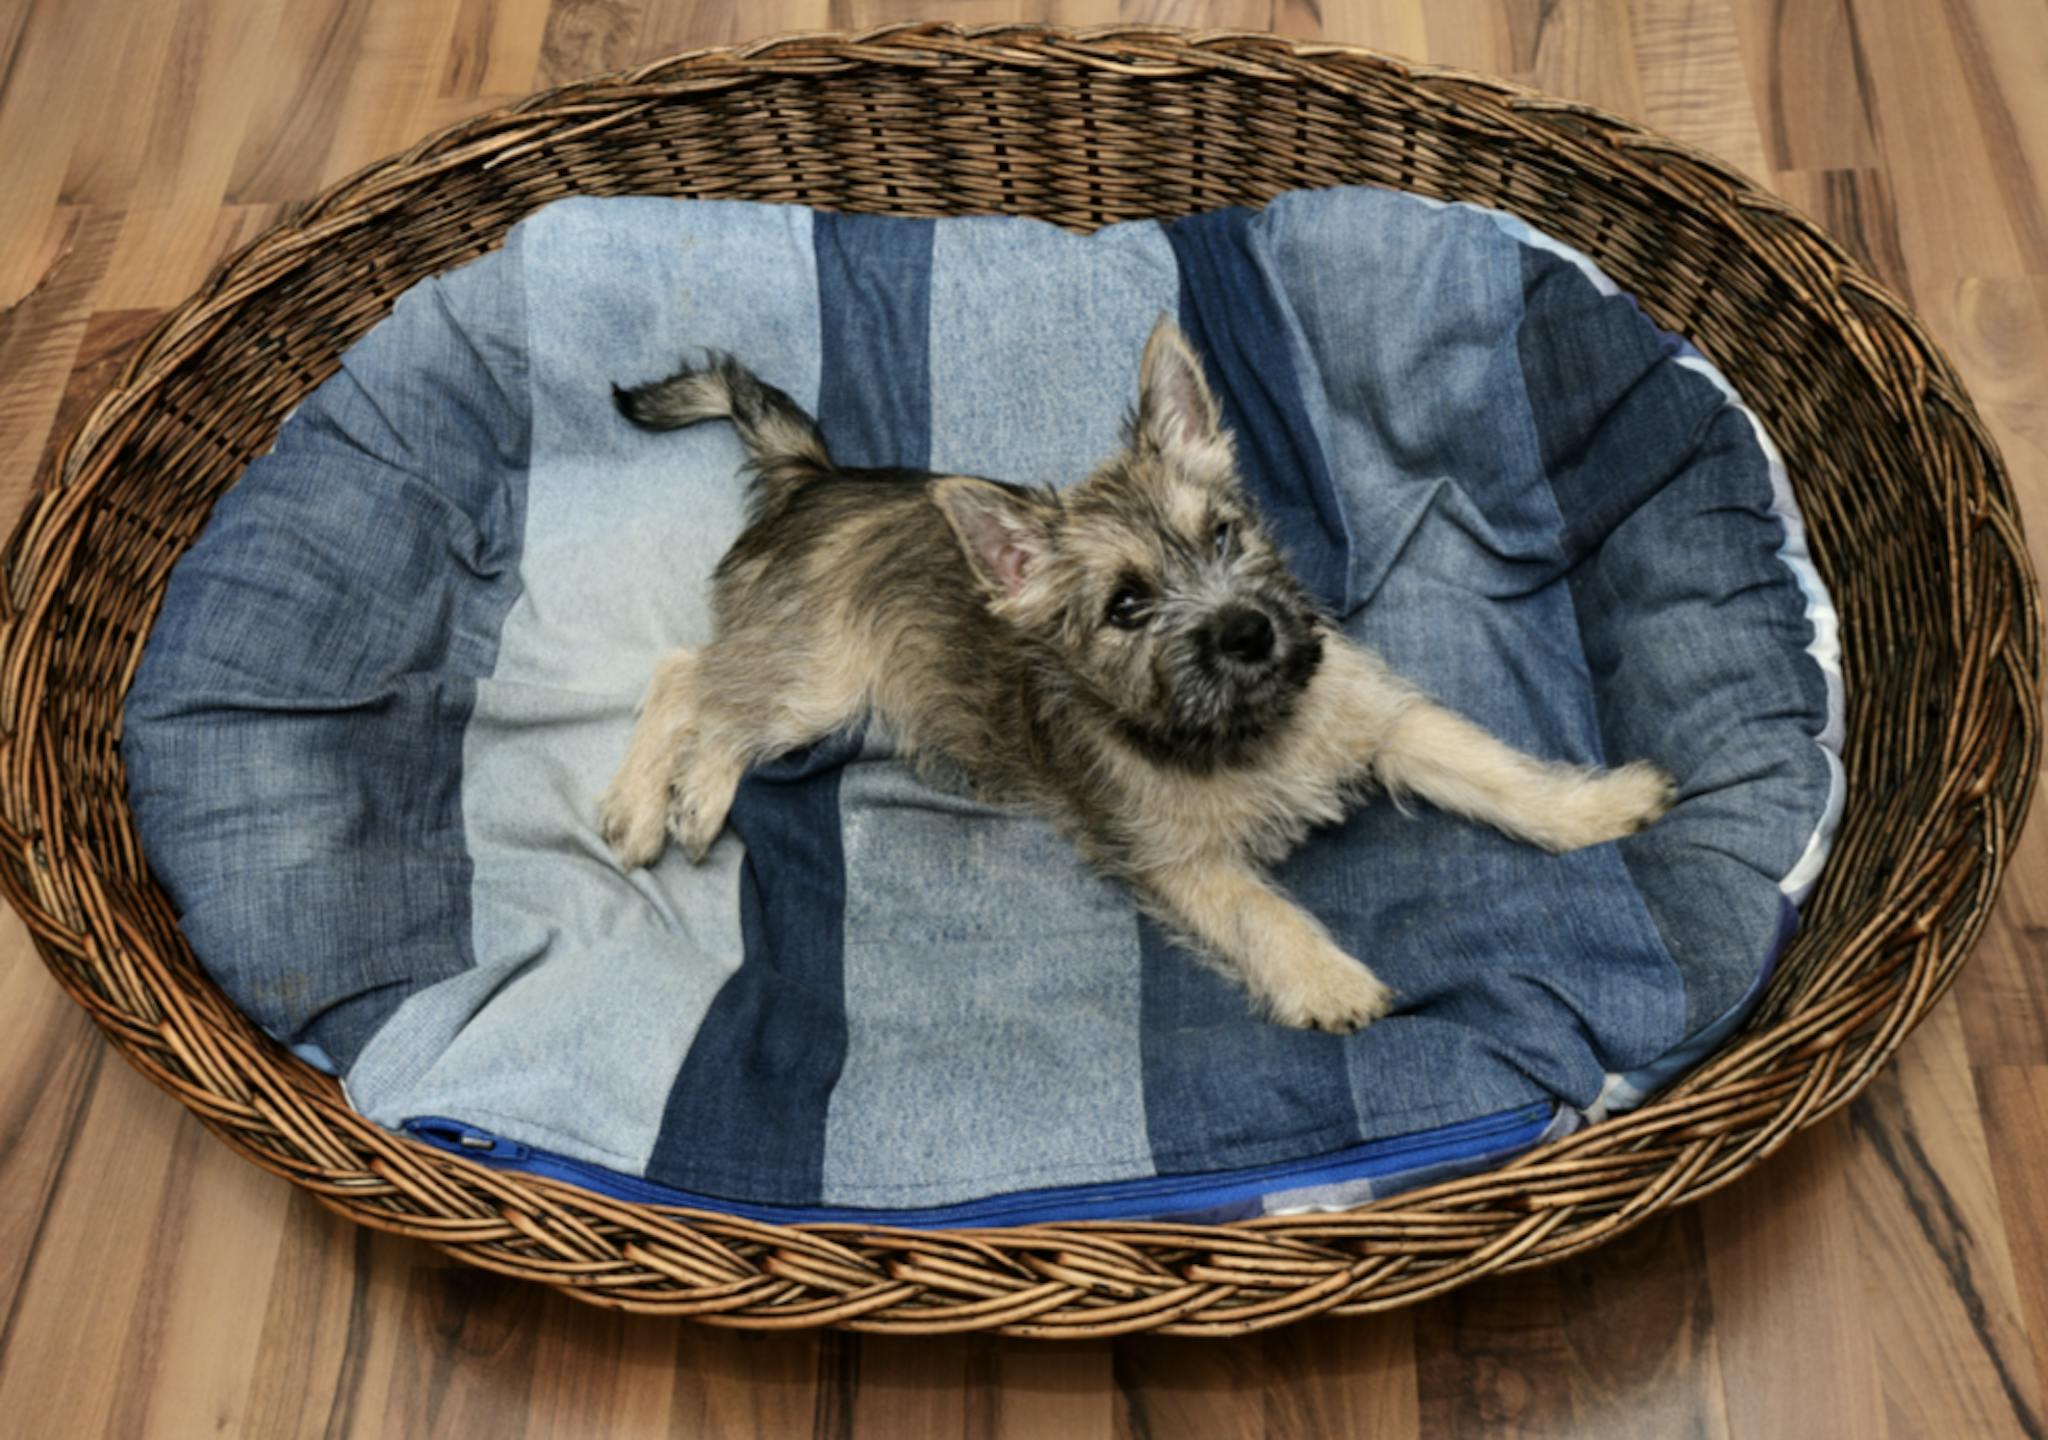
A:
[{"xmin": 123, "ymin": 189, "xmax": 1843, "ymax": 1225}]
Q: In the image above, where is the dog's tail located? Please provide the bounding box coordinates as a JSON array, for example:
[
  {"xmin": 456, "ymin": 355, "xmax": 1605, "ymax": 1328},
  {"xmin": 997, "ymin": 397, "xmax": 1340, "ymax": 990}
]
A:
[{"xmin": 614, "ymin": 353, "xmax": 833, "ymax": 489}]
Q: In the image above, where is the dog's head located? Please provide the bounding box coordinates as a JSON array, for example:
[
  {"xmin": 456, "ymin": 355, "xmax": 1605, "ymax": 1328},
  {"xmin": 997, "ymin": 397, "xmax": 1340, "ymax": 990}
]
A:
[{"xmin": 932, "ymin": 316, "xmax": 1324, "ymax": 767}]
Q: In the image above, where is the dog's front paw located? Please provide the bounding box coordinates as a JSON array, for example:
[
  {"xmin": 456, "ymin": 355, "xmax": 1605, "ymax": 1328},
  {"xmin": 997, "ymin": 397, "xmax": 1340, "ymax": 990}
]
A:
[
  {"xmin": 599, "ymin": 776, "xmax": 669, "ymax": 870},
  {"xmin": 1266, "ymin": 946, "xmax": 1397, "ymax": 1034}
]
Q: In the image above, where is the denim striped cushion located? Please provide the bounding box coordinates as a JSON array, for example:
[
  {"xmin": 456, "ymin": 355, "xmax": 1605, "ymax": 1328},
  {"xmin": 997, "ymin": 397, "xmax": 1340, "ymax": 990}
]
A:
[{"xmin": 123, "ymin": 189, "xmax": 1843, "ymax": 1225}]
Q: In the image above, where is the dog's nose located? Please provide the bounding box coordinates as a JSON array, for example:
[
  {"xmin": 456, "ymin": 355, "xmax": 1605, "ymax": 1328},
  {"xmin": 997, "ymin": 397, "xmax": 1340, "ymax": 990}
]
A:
[{"xmin": 1215, "ymin": 607, "xmax": 1275, "ymax": 664}]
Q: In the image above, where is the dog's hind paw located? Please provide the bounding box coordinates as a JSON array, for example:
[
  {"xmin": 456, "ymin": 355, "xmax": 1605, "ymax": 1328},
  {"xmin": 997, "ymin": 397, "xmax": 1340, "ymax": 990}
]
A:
[
  {"xmin": 1266, "ymin": 946, "xmax": 1397, "ymax": 1034},
  {"xmin": 1617, "ymin": 761, "xmax": 1680, "ymax": 832},
  {"xmin": 1523, "ymin": 760, "xmax": 1678, "ymax": 852},
  {"xmin": 665, "ymin": 753, "xmax": 743, "ymax": 864},
  {"xmin": 599, "ymin": 780, "xmax": 669, "ymax": 870},
  {"xmin": 1580, "ymin": 760, "xmax": 1678, "ymax": 843}
]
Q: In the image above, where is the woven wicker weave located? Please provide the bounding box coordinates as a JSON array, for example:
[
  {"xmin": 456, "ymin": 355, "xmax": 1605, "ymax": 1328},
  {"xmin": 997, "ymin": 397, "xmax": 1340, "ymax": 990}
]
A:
[{"xmin": 4, "ymin": 24, "xmax": 2036, "ymax": 1337}]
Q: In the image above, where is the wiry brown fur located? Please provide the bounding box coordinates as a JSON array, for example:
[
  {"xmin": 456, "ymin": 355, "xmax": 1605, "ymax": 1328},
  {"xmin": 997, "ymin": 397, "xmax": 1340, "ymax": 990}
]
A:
[{"xmin": 601, "ymin": 318, "xmax": 1677, "ymax": 1031}]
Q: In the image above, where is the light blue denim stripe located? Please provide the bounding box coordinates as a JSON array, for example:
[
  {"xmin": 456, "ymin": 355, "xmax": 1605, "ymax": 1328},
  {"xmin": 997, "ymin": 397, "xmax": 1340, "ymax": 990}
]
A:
[
  {"xmin": 822, "ymin": 762, "xmax": 1157, "ymax": 1204},
  {"xmin": 350, "ymin": 199, "xmax": 820, "ymax": 1170},
  {"xmin": 926, "ymin": 214, "xmax": 1180, "ymax": 483},
  {"xmin": 819, "ymin": 220, "xmax": 1178, "ymax": 1204}
]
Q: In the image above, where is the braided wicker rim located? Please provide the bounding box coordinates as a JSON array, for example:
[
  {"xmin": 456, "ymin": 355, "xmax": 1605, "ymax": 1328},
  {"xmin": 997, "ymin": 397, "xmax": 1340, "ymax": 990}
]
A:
[{"xmin": 4, "ymin": 24, "xmax": 2037, "ymax": 1338}]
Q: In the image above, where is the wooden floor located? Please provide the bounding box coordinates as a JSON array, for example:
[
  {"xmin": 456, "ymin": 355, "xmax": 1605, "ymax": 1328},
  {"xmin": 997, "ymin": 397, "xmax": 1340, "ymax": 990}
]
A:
[{"xmin": 1, "ymin": 2, "xmax": 2045, "ymax": 1436}]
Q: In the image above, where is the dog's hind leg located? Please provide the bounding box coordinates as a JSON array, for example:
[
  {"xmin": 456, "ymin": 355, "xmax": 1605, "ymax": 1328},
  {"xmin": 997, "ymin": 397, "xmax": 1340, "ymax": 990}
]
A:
[
  {"xmin": 659, "ymin": 637, "xmax": 871, "ymax": 862},
  {"xmin": 600, "ymin": 648, "xmax": 703, "ymax": 868},
  {"xmin": 1370, "ymin": 699, "xmax": 1677, "ymax": 853}
]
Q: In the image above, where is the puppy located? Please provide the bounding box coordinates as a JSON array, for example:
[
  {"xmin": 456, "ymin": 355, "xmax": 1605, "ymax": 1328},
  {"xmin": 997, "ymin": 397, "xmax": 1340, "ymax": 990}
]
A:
[{"xmin": 600, "ymin": 317, "xmax": 1675, "ymax": 1032}]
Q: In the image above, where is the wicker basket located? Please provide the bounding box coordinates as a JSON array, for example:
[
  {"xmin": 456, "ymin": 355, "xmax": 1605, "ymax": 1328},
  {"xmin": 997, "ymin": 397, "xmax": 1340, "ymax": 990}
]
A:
[{"xmin": 4, "ymin": 24, "xmax": 2036, "ymax": 1337}]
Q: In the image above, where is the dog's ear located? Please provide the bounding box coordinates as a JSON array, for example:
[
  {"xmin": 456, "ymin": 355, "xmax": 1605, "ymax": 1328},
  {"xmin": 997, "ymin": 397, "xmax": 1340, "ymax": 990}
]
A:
[
  {"xmin": 1137, "ymin": 314, "xmax": 1223, "ymax": 458},
  {"xmin": 932, "ymin": 477, "xmax": 1055, "ymax": 603}
]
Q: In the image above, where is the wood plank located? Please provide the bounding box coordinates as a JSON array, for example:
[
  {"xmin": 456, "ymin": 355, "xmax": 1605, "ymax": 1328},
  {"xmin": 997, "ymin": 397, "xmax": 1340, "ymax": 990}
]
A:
[
  {"xmin": 669, "ymin": 1327, "xmax": 830, "ymax": 1438},
  {"xmin": 318, "ymin": 0, "xmax": 472, "ymax": 189},
  {"xmin": 1421, "ymin": 0, "xmax": 1523, "ymax": 80},
  {"xmin": 0, "ymin": 207, "xmax": 120, "ymax": 520},
  {"xmin": 0, "ymin": 915, "xmax": 106, "ymax": 1327},
  {"xmin": 1845, "ymin": 1002, "xmax": 2046, "ymax": 1439},
  {"xmin": 1416, "ymin": 1209, "xmax": 1728, "ymax": 1439},
  {"xmin": 1523, "ymin": 0, "xmax": 1648, "ymax": 120},
  {"xmin": 1264, "ymin": 1313, "xmax": 1421, "ymax": 1440},
  {"xmin": 375, "ymin": 1258, "xmax": 547, "ymax": 1434},
  {"xmin": 1116, "ymin": 0, "xmax": 1277, "ymax": 31},
  {"xmin": 103, "ymin": 204, "xmax": 290, "ymax": 313},
  {"xmin": 54, "ymin": 0, "xmax": 183, "ymax": 207},
  {"xmin": 1980, "ymin": 1065, "xmax": 2048, "ymax": 1421},
  {"xmin": 1939, "ymin": 0, "xmax": 2048, "ymax": 276},
  {"xmin": 637, "ymin": 0, "xmax": 852, "ymax": 53},
  {"xmin": 536, "ymin": 0, "xmax": 644, "ymax": 86},
  {"xmin": 1846, "ymin": 0, "xmax": 2029, "ymax": 282},
  {"xmin": 1320, "ymin": 0, "xmax": 1429, "ymax": 61},
  {"xmin": 1269, "ymin": 0, "xmax": 1322, "ymax": 39},
  {"xmin": 0, "ymin": 1060, "xmax": 204, "ymax": 1439},
  {"xmin": 241, "ymin": 1193, "xmax": 423, "ymax": 1438},
  {"xmin": 95, "ymin": 0, "xmax": 291, "ymax": 308},
  {"xmin": 0, "ymin": 0, "xmax": 127, "ymax": 302},
  {"xmin": 849, "ymin": 1335, "xmax": 985, "ymax": 1440},
  {"xmin": 1726, "ymin": 0, "xmax": 1879, "ymax": 170},
  {"xmin": 1113, "ymin": 1333, "xmax": 1264, "ymax": 1440},
  {"xmin": 996, "ymin": 1340, "xmax": 1116, "ymax": 1440},
  {"xmin": 113, "ymin": 1129, "xmax": 293, "ymax": 1439},
  {"xmin": 443, "ymin": 0, "xmax": 555, "ymax": 97},
  {"xmin": 226, "ymin": 0, "xmax": 376, "ymax": 202},
  {"xmin": 1700, "ymin": 1118, "xmax": 1889, "ymax": 1440},
  {"xmin": 1953, "ymin": 668, "xmax": 2048, "ymax": 1074},
  {"xmin": 1631, "ymin": 0, "xmax": 1770, "ymax": 184},
  {"xmin": 523, "ymin": 1299, "xmax": 678, "ymax": 1438},
  {"xmin": 0, "ymin": 0, "xmax": 37, "ymax": 108}
]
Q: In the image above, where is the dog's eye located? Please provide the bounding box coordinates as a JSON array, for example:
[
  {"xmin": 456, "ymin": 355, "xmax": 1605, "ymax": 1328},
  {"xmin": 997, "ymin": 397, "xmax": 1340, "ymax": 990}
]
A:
[
  {"xmin": 1105, "ymin": 586, "xmax": 1152, "ymax": 630},
  {"xmin": 1212, "ymin": 520, "xmax": 1235, "ymax": 557}
]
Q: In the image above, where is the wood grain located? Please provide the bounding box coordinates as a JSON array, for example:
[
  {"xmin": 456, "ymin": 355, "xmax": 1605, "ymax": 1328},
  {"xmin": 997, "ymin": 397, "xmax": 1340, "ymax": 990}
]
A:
[
  {"xmin": 1846, "ymin": 1004, "xmax": 2043, "ymax": 1439},
  {"xmin": 1698, "ymin": 1119, "xmax": 1890, "ymax": 1440},
  {"xmin": 0, "ymin": 3, "xmax": 2043, "ymax": 1436},
  {"xmin": 1416, "ymin": 1210, "xmax": 1729, "ymax": 1440},
  {"xmin": 1982, "ymin": 1065, "xmax": 2048, "ymax": 1416}
]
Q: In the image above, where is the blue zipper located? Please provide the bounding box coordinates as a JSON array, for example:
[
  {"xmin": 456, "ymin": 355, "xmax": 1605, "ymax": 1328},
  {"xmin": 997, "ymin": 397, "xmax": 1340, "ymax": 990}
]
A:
[{"xmin": 402, "ymin": 1101, "xmax": 1555, "ymax": 1228}]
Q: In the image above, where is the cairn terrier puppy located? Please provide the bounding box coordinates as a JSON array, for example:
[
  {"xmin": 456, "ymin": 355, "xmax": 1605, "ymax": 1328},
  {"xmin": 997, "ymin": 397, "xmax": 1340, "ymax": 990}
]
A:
[{"xmin": 600, "ymin": 317, "xmax": 1675, "ymax": 1032}]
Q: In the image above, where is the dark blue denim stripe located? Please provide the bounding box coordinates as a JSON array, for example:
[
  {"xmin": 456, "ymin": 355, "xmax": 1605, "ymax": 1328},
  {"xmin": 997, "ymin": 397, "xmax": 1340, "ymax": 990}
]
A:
[
  {"xmin": 1515, "ymin": 243, "xmax": 1826, "ymax": 1030},
  {"xmin": 124, "ymin": 245, "xmax": 535, "ymax": 1071},
  {"xmin": 646, "ymin": 213, "xmax": 934, "ymax": 1202},
  {"xmin": 645, "ymin": 735, "xmax": 859, "ymax": 1200},
  {"xmin": 1162, "ymin": 208, "xmax": 1349, "ymax": 613},
  {"xmin": 1134, "ymin": 912, "xmax": 1368, "ymax": 1173},
  {"xmin": 1134, "ymin": 213, "xmax": 1361, "ymax": 1174},
  {"xmin": 813, "ymin": 211, "xmax": 936, "ymax": 469}
]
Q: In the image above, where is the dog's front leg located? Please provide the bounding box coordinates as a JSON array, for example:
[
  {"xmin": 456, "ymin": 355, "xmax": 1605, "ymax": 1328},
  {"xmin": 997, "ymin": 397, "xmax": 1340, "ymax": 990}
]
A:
[{"xmin": 1140, "ymin": 856, "xmax": 1395, "ymax": 1033}]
